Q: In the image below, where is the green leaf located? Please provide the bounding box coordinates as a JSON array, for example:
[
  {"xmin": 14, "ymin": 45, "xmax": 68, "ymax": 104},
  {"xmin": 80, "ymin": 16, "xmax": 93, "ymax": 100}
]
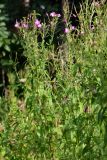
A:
[
  {"xmin": 4, "ymin": 45, "xmax": 11, "ymax": 52},
  {"xmin": 0, "ymin": 59, "xmax": 13, "ymax": 66}
]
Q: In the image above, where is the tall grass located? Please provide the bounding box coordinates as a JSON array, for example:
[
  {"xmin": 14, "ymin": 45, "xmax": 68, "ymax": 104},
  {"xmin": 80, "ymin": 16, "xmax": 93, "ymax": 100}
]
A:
[{"xmin": 0, "ymin": 1, "xmax": 107, "ymax": 159}]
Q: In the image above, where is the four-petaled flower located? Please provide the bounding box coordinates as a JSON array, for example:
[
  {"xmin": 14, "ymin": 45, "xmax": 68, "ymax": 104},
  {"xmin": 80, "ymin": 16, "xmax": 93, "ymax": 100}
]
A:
[{"xmin": 35, "ymin": 19, "xmax": 42, "ymax": 28}]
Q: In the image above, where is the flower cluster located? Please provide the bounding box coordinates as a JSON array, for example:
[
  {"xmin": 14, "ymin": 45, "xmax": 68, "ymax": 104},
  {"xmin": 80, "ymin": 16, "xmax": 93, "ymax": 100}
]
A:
[
  {"xmin": 14, "ymin": 20, "xmax": 28, "ymax": 29},
  {"xmin": 15, "ymin": 11, "xmax": 77, "ymax": 34},
  {"xmin": 64, "ymin": 26, "xmax": 76, "ymax": 33},
  {"xmin": 14, "ymin": 19, "xmax": 42, "ymax": 29}
]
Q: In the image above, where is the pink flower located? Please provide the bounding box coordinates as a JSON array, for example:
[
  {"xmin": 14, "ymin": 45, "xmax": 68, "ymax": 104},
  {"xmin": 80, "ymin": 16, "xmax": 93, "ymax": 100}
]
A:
[
  {"xmin": 57, "ymin": 14, "xmax": 61, "ymax": 17},
  {"xmin": 64, "ymin": 28, "xmax": 69, "ymax": 33},
  {"xmin": 22, "ymin": 23, "xmax": 28, "ymax": 29},
  {"xmin": 50, "ymin": 12, "xmax": 61, "ymax": 18},
  {"xmin": 70, "ymin": 26, "xmax": 76, "ymax": 30},
  {"xmin": 35, "ymin": 19, "xmax": 40, "ymax": 26},
  {"xmin": 14, "ymin": 20, "xmax": 20, "ymax": 28},
  {"xmin": 50, "ymin": 12, "xmax": 57, "ymax": 17},
  {"xmin": 37, "ymin": 23, "xmax": 42, "ymax": 28},
  {"xmin": 34, "ymin": 19, "xmax": 42, "ymax": 28}
]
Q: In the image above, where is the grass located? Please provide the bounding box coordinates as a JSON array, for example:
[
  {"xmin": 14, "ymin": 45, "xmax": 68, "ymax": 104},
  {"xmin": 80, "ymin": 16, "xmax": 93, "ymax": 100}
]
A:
[{"xmin": 0, "ymin": 1, "xmax": 107, "ymax": 159}]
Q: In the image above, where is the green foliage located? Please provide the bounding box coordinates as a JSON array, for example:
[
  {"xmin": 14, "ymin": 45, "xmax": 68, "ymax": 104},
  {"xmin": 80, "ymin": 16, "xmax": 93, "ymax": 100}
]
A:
[
  {"xmin": 0, "ymin": 1, "xmax": 107, "ymax": 160},
  {"xmin": 0, "ymin": 4, "xmax": 11, "ymax": 53}
]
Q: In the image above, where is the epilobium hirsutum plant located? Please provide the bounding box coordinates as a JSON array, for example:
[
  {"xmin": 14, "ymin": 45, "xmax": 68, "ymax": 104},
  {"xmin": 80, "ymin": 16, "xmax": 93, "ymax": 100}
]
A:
[{"xmin": 1, "ymin": 1, "xmax": 107, "ymax": 159}]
